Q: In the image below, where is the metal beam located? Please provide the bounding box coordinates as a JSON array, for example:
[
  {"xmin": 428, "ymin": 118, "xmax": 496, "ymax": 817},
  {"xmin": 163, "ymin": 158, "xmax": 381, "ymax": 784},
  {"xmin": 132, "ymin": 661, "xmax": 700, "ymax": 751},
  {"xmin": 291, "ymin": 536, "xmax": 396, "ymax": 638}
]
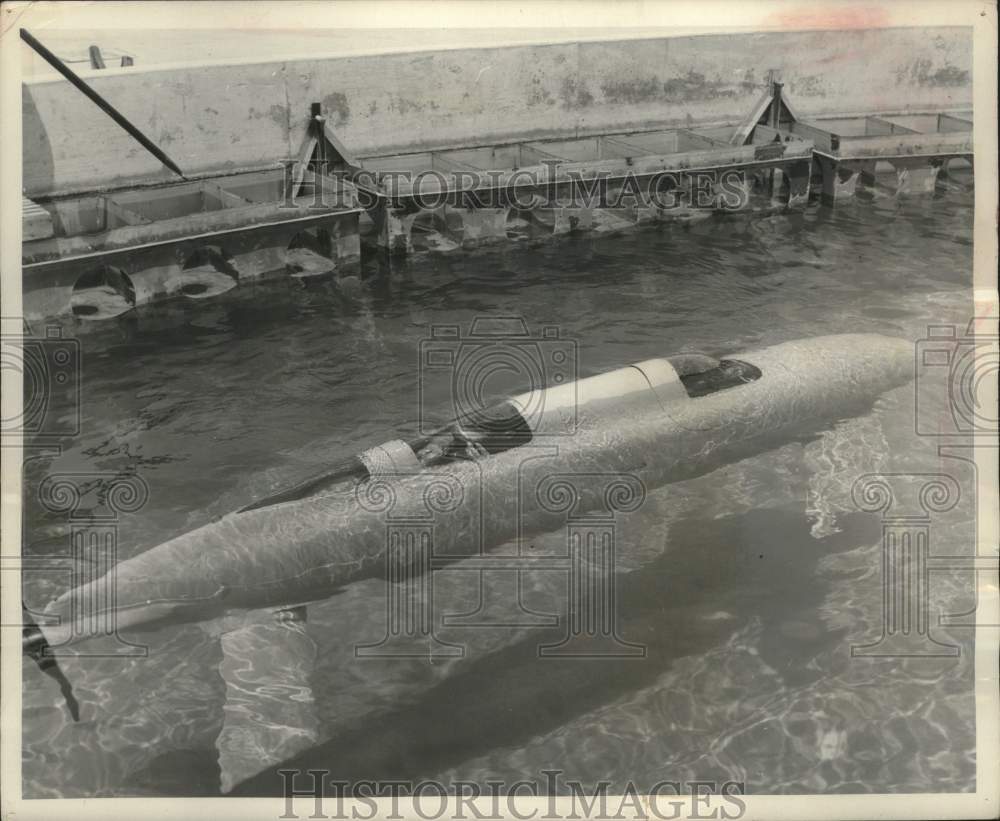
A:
[{"xmin": 20, "ymin": 28, "xmax": 185, "ymax": 179}]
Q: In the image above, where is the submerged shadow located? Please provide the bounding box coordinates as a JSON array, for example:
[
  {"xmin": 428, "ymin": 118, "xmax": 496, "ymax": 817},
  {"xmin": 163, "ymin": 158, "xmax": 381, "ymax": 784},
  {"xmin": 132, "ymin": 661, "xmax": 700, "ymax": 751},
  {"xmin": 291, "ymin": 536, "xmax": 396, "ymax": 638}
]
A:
[{"xmin": 219, "ymin": 507, "xmax": 879, "ymax": 796}]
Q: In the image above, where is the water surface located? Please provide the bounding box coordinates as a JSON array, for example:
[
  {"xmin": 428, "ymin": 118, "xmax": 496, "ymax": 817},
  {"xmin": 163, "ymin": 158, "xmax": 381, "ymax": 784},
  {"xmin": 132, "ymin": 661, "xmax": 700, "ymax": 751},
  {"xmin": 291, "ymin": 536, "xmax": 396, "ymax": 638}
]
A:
[{"xmin": 22, "ymin": 183, "xmax": 977, "ymax": 797}]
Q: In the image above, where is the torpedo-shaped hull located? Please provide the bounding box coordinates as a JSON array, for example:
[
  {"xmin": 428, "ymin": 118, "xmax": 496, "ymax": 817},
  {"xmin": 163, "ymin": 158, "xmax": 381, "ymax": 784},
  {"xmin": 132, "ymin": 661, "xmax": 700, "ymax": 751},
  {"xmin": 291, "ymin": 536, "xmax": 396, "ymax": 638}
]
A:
[{"xmin": 36, "ymin": 333, "xmax": 913, "ymax": 648}]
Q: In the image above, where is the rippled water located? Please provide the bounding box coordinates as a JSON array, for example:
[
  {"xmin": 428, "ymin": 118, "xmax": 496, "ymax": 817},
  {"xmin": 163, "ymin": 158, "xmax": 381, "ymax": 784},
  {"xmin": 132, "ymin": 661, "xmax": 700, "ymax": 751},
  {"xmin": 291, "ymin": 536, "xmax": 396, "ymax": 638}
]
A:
[{"xmin": 22, "ymin": 180, "xmax": 977, "ymax": 797}]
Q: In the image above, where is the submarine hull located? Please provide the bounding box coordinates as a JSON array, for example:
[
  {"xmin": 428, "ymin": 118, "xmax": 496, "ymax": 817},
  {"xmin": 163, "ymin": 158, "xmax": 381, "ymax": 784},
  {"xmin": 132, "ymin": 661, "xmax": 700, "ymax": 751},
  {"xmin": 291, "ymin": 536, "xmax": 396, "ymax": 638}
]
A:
[{"xmin": 38, "ymin": 333, "xmax": 913, "ymax": 646}]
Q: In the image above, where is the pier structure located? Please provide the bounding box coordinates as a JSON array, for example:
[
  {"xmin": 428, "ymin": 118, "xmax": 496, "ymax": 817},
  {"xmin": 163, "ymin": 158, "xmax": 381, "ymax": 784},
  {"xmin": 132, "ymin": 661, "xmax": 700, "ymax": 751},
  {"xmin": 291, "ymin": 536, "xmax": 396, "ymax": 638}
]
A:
[
  {"xmin": 356, "ymin": 111, "xmax": 815, "ymax": 254},
  {"xmin": 22, "ymin": 167, "xmax": 363, "ymax": 321},
  {"xmin": 770, "ymin": 107, "xmax": 974, "ymax": 203},
  {"xmin": 717, "ymin": 73, "xmax": 974, "ymax": 204},
  {"xmin": 20, "ymin": 27, "xmax": 973, "ymax": 320}
]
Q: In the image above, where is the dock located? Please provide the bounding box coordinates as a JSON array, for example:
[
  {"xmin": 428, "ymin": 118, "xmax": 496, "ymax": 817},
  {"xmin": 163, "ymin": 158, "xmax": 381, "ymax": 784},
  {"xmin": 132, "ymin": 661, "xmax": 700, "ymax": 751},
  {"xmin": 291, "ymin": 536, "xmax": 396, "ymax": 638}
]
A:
[
  {"xmin": 356, "ymin": 114, "xmax": 815, "ymax": 254},
  {"xmin": 774, "ymin": 106, "xmax": 973, "ymax": 202},
  {"xmin": 22, "ymin": 169, "xmax": 362, "ymax": 321},
  {"xmin": 19, "ymin": 26, "xmax": 974, "ymax": 322}
]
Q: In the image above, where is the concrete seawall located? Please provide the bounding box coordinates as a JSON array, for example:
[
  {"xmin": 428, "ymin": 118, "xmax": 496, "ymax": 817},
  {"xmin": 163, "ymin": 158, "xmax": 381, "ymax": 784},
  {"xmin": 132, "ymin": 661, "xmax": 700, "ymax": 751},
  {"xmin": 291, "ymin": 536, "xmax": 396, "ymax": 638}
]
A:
[{"xmin": 23, "ymin": 26, "xmax": 973, "ymax": 198}]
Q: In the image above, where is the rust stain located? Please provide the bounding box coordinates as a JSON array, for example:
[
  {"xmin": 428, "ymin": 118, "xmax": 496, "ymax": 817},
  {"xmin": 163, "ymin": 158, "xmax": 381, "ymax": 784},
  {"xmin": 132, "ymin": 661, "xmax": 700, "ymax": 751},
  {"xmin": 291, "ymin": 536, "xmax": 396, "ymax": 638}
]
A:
[
  {"xmin": 390, "ymin": 96, "xmax": 424, "ymax": 115},
  {"xmin": 560, "ymin": 77, "xmax": 594, "ymax": 109},
  {"xmin": 788, "ymin": 74, "xmax": 827, "ymax": 98},
  {"xmin": 600, "ymin": 77, "xmax": 662, "ymax": 105},
  {"xmin": 157, "ymin": 129, "xmax": 178, "ymax": 145},
  {"xmin": 662, "ymin": 72, "xmax": 737, "ymax": 103},
  {"xmin": 267, "ymin": 104, "xmax": 288, "ymax": 129},
  {"xmin": 528, "ymin": 75, "xmax": 554, "ymax": 106},
  {"xmin": 321, "ymin": 92, "xmax": 351, "ymax": 125},
  {"xmin": 766, "ymin": 5, "xmax": 891, "ymax": 30},
  {"xmin": 894, "ymin": 58, "xmax": 970, "ymax": 88}
]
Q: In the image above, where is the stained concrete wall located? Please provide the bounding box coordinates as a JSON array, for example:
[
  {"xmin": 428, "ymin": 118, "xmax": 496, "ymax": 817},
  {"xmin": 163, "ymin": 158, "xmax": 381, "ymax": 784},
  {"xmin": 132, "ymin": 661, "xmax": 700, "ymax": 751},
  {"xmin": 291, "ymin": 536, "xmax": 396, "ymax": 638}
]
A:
[{"xmin": 23, "ymin": 26, "xmax": 973, "ymax": 198}]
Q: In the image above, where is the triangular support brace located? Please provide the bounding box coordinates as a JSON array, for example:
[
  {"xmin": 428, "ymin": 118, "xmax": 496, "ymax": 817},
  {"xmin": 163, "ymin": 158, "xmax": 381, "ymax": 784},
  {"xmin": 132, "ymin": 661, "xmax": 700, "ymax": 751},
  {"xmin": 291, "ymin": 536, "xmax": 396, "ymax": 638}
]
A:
[
  {"xmin": 729, "ymin": 69, "xmax": 801, "ymax": 146},
  {"xmin": 287, "ymin": 102, "xmax": 365, "ymax": 201}
]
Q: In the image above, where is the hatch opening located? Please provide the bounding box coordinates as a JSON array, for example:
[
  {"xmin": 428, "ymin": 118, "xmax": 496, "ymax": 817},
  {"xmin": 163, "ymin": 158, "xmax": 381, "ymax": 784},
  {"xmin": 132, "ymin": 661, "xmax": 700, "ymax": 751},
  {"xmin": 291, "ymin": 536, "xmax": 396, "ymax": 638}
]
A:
[{"xmin": 668, "ymin": 356, "xmax": 762, "ymax": 398}]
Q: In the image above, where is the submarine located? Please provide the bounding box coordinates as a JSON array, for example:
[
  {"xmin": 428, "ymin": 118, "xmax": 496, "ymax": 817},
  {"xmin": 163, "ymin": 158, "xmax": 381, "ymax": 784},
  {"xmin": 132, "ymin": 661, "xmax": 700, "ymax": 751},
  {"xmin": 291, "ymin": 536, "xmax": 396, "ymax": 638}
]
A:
[
  {"xmin": 28, "ymin": 333, "xmax": 914, "ymax": 653},
  {"xmin": 22, "ymin": 332, "xmax": 914, "ymax": 790}
]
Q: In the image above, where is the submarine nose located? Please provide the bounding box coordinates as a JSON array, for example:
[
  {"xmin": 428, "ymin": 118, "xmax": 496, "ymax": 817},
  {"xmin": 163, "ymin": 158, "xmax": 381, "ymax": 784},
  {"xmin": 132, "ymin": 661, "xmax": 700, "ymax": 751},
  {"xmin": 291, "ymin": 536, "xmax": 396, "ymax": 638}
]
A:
[
  {"xmin": 865, "ymin": 333, "xmax": 914, "ymax": 386},
  {"xmin": 821, "ymin": 333, "xmax": 916, "ymax": 397},
  {"xmin": 742, "ymin": 333, "xmax": 915, "ymax": 409},
  {"xmin": 815, "ymin": 333, "xmax": 914, "ymax": 388}
]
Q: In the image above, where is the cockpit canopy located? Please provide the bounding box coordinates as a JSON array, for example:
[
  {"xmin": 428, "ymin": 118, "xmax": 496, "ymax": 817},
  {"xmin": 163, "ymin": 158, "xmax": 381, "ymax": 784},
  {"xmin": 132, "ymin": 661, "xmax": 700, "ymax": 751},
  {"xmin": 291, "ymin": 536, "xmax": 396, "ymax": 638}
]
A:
[
  {"xmin": 413, "ymin": 402, "xmax": 533, "ymax": 464},
  {"xmin": 425, "ymin": 354, "xmax": 763, "ymax": 458},
  {"xmin": 667, "ymin": 355, "xmax": 762, "ymax": 398},
  {"xmin": 239, "ymin": 353, "xmax": 762, "ymax": 512}
]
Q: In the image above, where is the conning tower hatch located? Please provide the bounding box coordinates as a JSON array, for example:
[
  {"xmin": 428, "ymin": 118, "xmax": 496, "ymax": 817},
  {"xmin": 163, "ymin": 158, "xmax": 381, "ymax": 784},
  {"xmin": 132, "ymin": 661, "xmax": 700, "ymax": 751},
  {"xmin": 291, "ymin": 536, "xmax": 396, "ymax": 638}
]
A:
[
  {"xmin": 238, "ymin": 406, "xmax": 533, "ymax": 514},
  {"xmin": 667, "ymin": 355, "xmax": 762, "ymax": 398},
  {"xmin": 455, "ymin": 402, "xmax": 534, "ymax": 454},
  {"xmin": 237, "ymin": 356, "xmax": 758, "ymax": 514}
]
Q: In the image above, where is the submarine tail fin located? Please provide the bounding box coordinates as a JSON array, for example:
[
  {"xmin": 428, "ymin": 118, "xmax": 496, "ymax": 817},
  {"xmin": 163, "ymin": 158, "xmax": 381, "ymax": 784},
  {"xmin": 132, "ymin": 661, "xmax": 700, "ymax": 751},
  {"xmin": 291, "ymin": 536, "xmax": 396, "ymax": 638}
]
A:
[
  {"xmin": 215, "ymin": 607, "xmax": 319, "ymax": 793},
  {"xmin": 22, "ymin": 602, "xmax": 80, "ymax": 722}
]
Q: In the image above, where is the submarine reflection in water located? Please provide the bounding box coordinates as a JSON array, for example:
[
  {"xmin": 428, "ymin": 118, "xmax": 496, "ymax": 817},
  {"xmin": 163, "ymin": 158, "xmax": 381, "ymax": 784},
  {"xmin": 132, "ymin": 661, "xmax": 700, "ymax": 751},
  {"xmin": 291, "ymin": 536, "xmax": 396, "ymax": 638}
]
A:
[{"xmin": 32, "ymin": 333, "xmax": 914, "ymax": 648}]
